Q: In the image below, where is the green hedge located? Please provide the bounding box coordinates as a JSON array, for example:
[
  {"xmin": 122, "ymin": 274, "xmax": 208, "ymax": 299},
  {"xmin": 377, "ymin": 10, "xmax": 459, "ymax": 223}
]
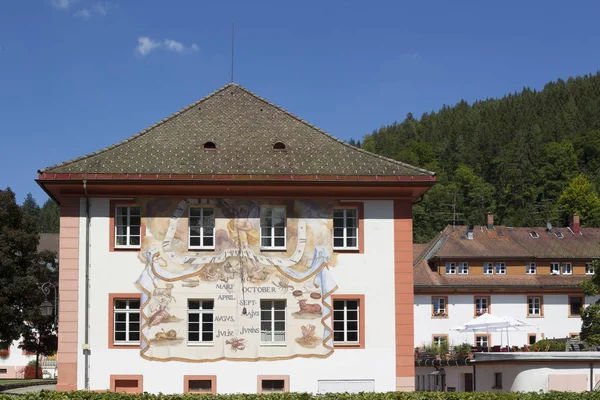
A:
[{"xmin": 2, "ymin": 392, "xmax": 600, "ymax": 400}]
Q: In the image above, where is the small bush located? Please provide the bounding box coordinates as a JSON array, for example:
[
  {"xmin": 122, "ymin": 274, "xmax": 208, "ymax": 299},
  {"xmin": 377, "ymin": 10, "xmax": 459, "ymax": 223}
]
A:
[
  {"xmin": 530, "ymin": 339, "xmax": 566, "ymax": 352},
  {"xmin": 3, "ymin": 391, "xmax": 600, "ymax": 400},
  {"xmin": 23, "ymin": 360, "xmax": 42, "ymax": 379}
]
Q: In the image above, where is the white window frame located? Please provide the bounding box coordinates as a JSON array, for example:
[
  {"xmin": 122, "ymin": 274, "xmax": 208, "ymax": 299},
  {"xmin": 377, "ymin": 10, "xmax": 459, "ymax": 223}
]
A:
[
  {"xmin": 113, "ymin": 298, "xmax": 141, "ymax": 345},
  {"xmin": 187, "ymin": 299, "xmax": 214, "ymax": 345},
  {"xmin": 475, "ymin": 335, "xmax": 489, "ymax": 348},
  {"xmin": 333, "ymin": 299, "xmax": 360, "ymax": 345},
  {"xmin": 562, "ymin": 262, "xmax": 573, "ymax": 275},
  {"xmin": 260, "ymin": 207, "xmax": 287, "ymax": 250},
  {"xmin": 260, "ymin": 300, "xmax": 286, "ymax": 344},
  {"xmin": 586, "ymin": 262, "xmax": 595, "ymax": 275},
  {"xmin": 475, "ymin": 297, "xmax": 489, "ymax": 315},
  {"xmin": 446, "ymin": 262, "xmax": 456, "ymax": 274},
  {"xmin": 114, "ymin": 205, "xmax": 141, "ymax": 249},
  {"xmin": 526, "ymin": 262, "xmax": 537, "ymax": 275},
  {"xmin": 484, "ymin": 262, "xmax": 494, "ymax": 275},
  {"xmin": 528, "ymin": 297, "xmax": 542, "ymax": 316},
  {"xmin": 432, "ymin": 335, "xmax": 447, "ymax": 346},
  {"xmin": 433, "ymin": 297, "xmax": 447, "ymax": 316},
  {"xmin": 458, "ymin": 262, "xmax": 469, "ymax": 275},
  {"xmin": 188, "ymin": 207, "xmax": 215, "ymax": 250},
  {"xmin": 495, "ymin": 262, "xmax": 506, "ymax": 275},
  {"xmin": 551, "ymin": 262, "xmax": 560, "ymax": 275},
  {"xmin": 332, "ymin": 208, "xmax": 359, "ymax": 250}
]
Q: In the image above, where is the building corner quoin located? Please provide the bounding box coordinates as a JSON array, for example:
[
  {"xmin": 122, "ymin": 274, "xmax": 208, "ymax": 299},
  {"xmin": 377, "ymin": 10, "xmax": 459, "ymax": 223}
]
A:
[
  {"xmin": 393, "ymin": 199, "xmax": 415, "ymax": 391},
  {"xmin": 57, "ymin": 196, "xmax": 80, "ymax": 391}
]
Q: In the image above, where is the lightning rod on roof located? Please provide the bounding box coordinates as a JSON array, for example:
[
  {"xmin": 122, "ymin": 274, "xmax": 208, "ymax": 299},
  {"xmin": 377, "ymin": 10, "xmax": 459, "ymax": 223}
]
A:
[{"xmin": 231, "ymin": 21, "xmax": 235, "ymax": 83}]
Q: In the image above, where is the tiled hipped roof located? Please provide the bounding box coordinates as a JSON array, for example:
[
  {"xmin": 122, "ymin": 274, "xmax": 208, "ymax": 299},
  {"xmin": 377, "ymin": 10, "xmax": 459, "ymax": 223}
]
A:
[
  {"xmin": 414, "ymin": 225, "xmax": 600, "ymax": 289},
  {"xmin": 40, "ymin": 83, "xmax": 434, "ymax": 177}
]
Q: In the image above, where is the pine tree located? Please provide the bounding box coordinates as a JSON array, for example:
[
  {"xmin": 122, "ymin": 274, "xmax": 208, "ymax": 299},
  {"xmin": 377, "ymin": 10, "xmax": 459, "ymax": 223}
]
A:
[{"xmin": 39, "ymin": 199, "xmax": 60, "ymax": 233}]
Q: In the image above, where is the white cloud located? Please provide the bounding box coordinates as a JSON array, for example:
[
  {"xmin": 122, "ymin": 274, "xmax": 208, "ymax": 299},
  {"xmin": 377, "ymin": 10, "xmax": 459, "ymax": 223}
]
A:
[
  {"xmin": 163, "ymin": 39, "xmax": 184, "ymax": 53},
  {"xmin": 51, "ymin": 0, "xmax": 73, "ymax": 9},
  {"xmin": 135, "ymin": 37, "xmax": 199, "ymax": 57},
  {"xmin": 136, "ymin": 37, "xmax": 161, "ymax": 56},
  {"xmin": 93, "ymin": 2, "xmax": 108, "ymax": 15},
  {"xmin": 73, "ymin": 9, "xmax": 91, "ymax": 19},
  {"xmin": 67, "ymin": 1, "xmax": 110, "ymax": 20}
]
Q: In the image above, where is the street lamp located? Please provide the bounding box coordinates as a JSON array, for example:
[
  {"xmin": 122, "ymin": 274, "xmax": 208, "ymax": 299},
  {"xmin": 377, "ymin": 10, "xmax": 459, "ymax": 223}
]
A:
[
  {"xmin": 40, "ymin": 301, "xmax": 53, "ymax": 317},
  {"xmin": 41, "ymin": 282, "xmax": 57, "ymax": 327}
]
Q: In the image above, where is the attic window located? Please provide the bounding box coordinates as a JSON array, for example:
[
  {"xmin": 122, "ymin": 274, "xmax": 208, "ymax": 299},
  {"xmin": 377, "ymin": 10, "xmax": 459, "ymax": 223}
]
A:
[
  {"xmin": 530, "ymin": 231, "xmax": 539, "ymax": 238},
  {"xmin": 273, "ymin": 142, "xmax": 286, "ymax": 151},
  {"xmin": 497, "ymin": 231, "xmax": 504, "ymax": 237},
  {"xmin": 555, "ymin": 232, "xmax": 564, "ymax": 239},
  {"xmin": 203, "ymin": 142, "xmax": 216, "ymax": 150}
]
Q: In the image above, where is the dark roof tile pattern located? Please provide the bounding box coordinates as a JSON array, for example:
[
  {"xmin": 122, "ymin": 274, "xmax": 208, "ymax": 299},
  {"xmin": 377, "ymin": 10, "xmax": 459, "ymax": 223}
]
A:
[
  {"xmin": 433, "ymin": 225, "xmax": 600, "ymax": 259},
  {"xmin": 41, "ymin": 84, "xmax": 434, "ymax": 177}
]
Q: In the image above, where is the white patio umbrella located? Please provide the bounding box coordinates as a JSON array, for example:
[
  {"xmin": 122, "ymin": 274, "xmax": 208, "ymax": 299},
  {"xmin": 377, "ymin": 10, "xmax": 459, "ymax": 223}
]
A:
[
  {"xmin": 450, "ymin": 313, "xmax": 510, "ymax": 332},
  {"xmin": 499, "ymin": 316, "xmax": 532, "ymax": 349},
  {"xmin": 451, "ymin": 313, "xmax": 529, "ymax": 351}
]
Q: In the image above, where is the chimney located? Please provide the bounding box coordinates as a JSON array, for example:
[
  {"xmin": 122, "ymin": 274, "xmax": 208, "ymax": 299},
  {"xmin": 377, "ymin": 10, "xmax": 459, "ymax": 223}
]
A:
[
  {"xmin": 467, "ymin": 225, "xmax": 474, "ymax": 240},
  {"xmin": 486, "ymin": 213, "xmax": 494, "ymax": 230},
  {"xmin": 570, "ymin": 215, "xmax": 581, "ymax": 235}
]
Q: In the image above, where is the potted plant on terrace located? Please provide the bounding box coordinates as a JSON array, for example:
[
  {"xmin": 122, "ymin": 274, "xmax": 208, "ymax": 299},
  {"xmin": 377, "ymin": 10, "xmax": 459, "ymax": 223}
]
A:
[{"xmin": 453, "ymin": 342, "xmax": 473, "ymax": 360}]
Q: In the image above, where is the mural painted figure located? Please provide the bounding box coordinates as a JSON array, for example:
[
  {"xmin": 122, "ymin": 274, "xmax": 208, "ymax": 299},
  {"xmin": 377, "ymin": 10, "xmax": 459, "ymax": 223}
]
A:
[{"xmin": 135, "ymin": 199, "xmax": 340, "ymax": 362}]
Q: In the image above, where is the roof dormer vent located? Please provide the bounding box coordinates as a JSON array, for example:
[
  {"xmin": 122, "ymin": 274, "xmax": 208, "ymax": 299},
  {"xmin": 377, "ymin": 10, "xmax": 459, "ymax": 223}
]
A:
[
  {"xmin": 203, "ymin": 141, "xmax": 216, "ymax": 150},
  {"xmin": 466, "ymin": 225, "xmax": 474, "ymax": 240},
  {"xmin": 530, "ymin": 231, "xmax": 539, "ymax": 238},
  {"xmin": 273, "ymin": 142, "xmax": 286, "ymax": 151}
]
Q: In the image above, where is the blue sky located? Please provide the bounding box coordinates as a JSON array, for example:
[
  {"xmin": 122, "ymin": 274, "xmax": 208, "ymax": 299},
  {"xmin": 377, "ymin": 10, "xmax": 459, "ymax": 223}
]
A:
[{"xmin": 2, "ymin": 1, "xmax": 600, "ymax": 204}]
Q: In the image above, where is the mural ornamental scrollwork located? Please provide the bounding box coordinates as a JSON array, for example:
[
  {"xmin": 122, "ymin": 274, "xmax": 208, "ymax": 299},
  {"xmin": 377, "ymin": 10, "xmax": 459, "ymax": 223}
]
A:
[{"xmin": 134, "ymin": 199, "xmax": 340, "ymax": 362}]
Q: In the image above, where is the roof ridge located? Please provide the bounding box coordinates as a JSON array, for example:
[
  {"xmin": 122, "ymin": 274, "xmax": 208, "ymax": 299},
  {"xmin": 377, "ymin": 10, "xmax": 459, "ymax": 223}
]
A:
[
  {"xmin": 232, "ymin": 84, "xmax": 435, "ymax": 177},
  {"xmin": 38, "ymin": 83, "xmax": 238, "ymax": 173},
  {"xmin": 413, "ymin": 227, "xmax": 448, "ymax": 267}
]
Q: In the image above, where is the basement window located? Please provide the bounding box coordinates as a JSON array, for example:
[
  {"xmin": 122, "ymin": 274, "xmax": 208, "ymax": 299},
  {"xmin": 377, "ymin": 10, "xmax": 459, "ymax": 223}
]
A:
[
  {"xmin": 203, "ymin": 141, "xmax": 216, "ymax": 150},
  {"xmin": 262, "ymin": 380, "xmax": 285, "ymax": 392},
  {"xmin": 0, "ymin": 369, "xmax": 7, "ymax": 374},
  {"xmin": 184, "ymin": 376, "xmax": 216, "ymax": 394},
  {"xmin": 258, "ymin": 376, "xmax": 289, "ymax": 393}
]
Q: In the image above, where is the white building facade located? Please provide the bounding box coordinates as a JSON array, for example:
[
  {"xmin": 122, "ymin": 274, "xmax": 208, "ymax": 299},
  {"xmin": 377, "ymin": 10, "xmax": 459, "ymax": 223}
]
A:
[
  {"xmin": 413, "ymin": 220, "xmax": 600, "ymax": 350},
  {"xmin": 414, "ymin": 292, "xmax": 598, "ymax": 348},
  {"xmin": 38, "ymin": 83, "xmax": 434, "ymax": 393}
]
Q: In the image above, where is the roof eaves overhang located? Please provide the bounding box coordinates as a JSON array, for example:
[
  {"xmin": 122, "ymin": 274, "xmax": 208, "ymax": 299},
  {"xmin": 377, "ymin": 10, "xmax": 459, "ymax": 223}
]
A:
[
  {"xmin": 37, "ymin": 173, "xmax": 436, "ymax": 205},
  {"xmin": 414, "ymin": 284, "xmax": 585, "ymax": 292}
]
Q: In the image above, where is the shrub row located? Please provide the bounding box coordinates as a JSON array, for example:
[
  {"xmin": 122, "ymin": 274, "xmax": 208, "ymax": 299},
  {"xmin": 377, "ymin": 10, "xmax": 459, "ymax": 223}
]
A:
[{"xmin": 2, "ymin": 392, "xmax": 600, "ymax": 400}]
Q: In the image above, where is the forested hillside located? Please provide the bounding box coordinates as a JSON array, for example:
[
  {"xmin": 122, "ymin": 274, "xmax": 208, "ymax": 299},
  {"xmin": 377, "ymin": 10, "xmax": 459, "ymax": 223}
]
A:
[{"xmin": 356, "ymin": 72, "xmax": 600, "ymax": 243}]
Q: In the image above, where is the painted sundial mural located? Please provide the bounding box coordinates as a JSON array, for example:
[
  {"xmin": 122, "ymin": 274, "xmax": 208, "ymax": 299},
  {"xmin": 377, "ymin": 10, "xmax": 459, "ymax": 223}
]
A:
[{"xmin": 134, "ymin": 199, "xmax": 341, "ymax": 362}]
